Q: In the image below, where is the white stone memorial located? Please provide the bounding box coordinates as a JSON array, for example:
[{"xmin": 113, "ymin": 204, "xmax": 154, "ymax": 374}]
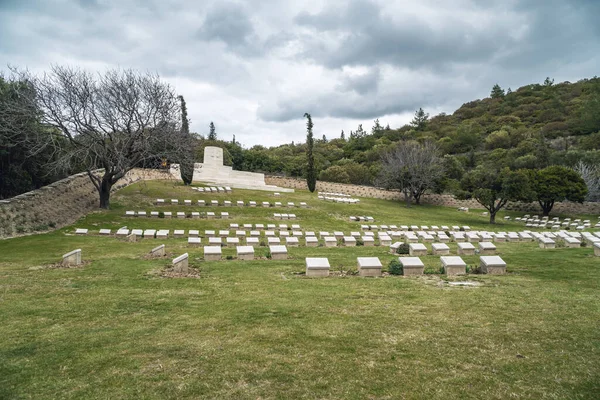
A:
[{"xmin": 171, "ymin": 146, "xmax": 293, "ymax": 192}]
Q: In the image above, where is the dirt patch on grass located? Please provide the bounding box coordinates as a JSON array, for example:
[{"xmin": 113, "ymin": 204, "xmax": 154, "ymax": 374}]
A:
[
  {"xmin": 30, "ymin": 261, "xmax": 91, "ymax": 270},
  {"xmin": 160, "ymin": 266, "xmax": 201, "ymax": 279}
]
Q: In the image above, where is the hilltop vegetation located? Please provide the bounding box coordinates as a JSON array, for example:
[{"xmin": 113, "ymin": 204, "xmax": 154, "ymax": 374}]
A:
[{"xmin": 204, "ymin": 77, "xmax": 600, "ymax": 191}]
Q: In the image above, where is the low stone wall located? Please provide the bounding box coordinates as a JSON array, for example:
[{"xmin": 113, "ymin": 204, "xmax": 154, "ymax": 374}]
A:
[
  {"xmin": 0, "ymin": 168, "xmax": 173, "ymax": 238},
  {"xmin": 265, "ymin": 176, "xmax": 600, "ymax": 215}
]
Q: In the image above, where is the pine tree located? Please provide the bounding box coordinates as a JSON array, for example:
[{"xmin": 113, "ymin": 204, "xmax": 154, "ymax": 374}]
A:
[
  {"xmin": 490, "ymin": 84, "xmax": 505, "ymax": 99},
  {"xmin": 208, "ymin": 122, "xmax": 217, "ymax": 141},
  {"xmin": 410, "ymin": 108, "xmax": 429, "ymax": 131},
  {"xmin": 543, "ymin": 77, "xmax": 554, "ymax": 87},
  {"xmin": 340, "ymin": 130, "xmax": 345, "ymax": 140},
  {"xmin": 304, "ymin": 113, "xmax": 316, "ymax": 193},
  {"xmin": 322, "ymin": 134, "xmax": 327, "ymax": 142},
  {"xmin": 232, "ymin": 134, "xmax": 236, "ymax": 145},
  {"xmin": 372, "ymin": 118, "xmax": 382, "ymax": 135}
]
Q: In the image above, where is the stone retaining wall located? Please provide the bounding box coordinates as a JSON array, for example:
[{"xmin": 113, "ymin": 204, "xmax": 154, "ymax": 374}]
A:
[
  {"xmin": 265, "ymin": 176, "xmax": 600, "ymax": 215},
  {"xmin": 0, "ymin": 168, "xmax": 173, "ymax": 238}
]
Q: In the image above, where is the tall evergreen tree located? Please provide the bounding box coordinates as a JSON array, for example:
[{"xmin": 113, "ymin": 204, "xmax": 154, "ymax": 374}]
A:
[
  {"xmin": 490, "ymin": 84, "xmax": 505, "ymax": 99},
  {"xmin": 208, "ymin": 122, "xmax": 217, "ymax": 141},
  {"xmin": 322, "ymin": 134, "xmax": 327, "ymax": 142},
  {"xmin": 340, "ymin": 130, "xmax": 345, "ymax": 140},
  {"xmin": 232, "ymin": 134, "xmax": 236, "ymax": 145},
  {"xmin": 178, "ymin": 95, "xmax": 189, "ymax": 134},
  {"xmin": 410, "ymin": 108, "xmax": 429, "ymax": 131},
  {"xmin": 178, "ymin": 95, "xmax": 193, "ymax": 185},
  {"xmin": 304, "ymin": 113, "xmax": 316, "ymax": 193}
]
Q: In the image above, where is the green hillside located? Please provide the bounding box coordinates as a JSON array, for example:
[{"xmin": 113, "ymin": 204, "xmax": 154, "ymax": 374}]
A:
[{"xmin": 215, "ymin": 77, "xmax": 600, "ymax": 188}]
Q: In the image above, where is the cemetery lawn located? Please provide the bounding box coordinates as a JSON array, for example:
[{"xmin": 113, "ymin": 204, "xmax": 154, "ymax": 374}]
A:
[{"xmin": 0, "ymin": 180, "xmax": 599, "ymax": 399}]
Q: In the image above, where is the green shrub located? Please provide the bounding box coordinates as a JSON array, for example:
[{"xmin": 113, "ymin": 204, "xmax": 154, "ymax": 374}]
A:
[
  {"xmin": 226, "ymin": 255, "xmax": 234, "ymax": 260},
  {"xmin": 266, "ymin": 249, "xmax": 272, "ymax": 259},
  {"xmin": 395, "ymin": 243, "xmax": 410, "ymax": 255},
  {"xmin": 388, "ymin": 260, "xmax": 403, "ymax": 275}
]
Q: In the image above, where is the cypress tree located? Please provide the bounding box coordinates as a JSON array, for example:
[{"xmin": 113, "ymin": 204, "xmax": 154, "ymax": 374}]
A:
[
  {"xmin": 304, "ymin": 113, "xmax": 316, "ymax": 192},
  {"xmin": 178, "ymin": 95, "xmax": 193, "ymax": 185}
]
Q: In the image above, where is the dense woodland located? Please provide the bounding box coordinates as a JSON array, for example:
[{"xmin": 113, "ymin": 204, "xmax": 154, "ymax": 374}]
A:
[{"xmin": 2, "ymin": 75, "xmax": 600, "ymax": 211}]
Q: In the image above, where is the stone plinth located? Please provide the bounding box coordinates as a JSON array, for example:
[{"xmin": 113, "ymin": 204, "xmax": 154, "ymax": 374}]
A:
[
  {"xmin": 305, "ymin": 236, "xmax": 318, "ymax": 247},
  {"xmin": 62, "ymin": 249, "xmax": 82, "ymax": 266},
  {"xmin": 400, "ymin": 257, "xmax": 424, "ymax": 276},
  {"xmin": 150, "ymin": 244, "xmax": 165, "ymax": 257},
  {"xmin": 204, "ymin": 246, "xmax": 222, "ymax": 261},
  {"xmin": 306, "ymin": 257, "xmax": 330, "ymax": 277},
  {"xmin": 478, "ymin": 242, "xmax": 496, "ymax": 255},
  {"xmin": 343, "ymin": 236, "xmax": 356, "ymax": 247},
  {"xmin": 457, "ymin": 242, "xmax": 475, "ymax": 255},
  {"xmin": 237, "ymin": 246, "xmax": 254, "ymax": 260},
  {"xmin": 480, "ymin": 256, "xmax": 507, "ymax": 274},
  {"xmin": 173, "ymin": 253, "xmax": 189, "ymax": 273},
  {"xmin": 357, "ymin": 257, "xmax": 382, "ymax": 277},
  {"xmin": 441, "ymin": 256, "xmax": 466, "ymax": 276},
  {"xmin": 409, "ymin": 243, "xmax": 427, "ymax": 256},
  {"xmin": 564, "ymin": 237, "xmax": 581, "ymax": 248},
  {"xmin": 188, "ymin": 237, "xmax": 201, "ymax": 247},
  {"xmin": 539, "ymin": 237, "xmax": 556, "ymax": 249},
  {"xmin": 269, "ymin": 245, "xmax": 288, "ymax": 260},
  {"xmin": 324, "ymin": 237, "xmax": 337, "ymax": 247},
  {"xmin": 432, "ymin": 243, "xmax": 450, "ymax": 255}
]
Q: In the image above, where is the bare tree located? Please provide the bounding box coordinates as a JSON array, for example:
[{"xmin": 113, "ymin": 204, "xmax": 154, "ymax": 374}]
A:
[
  {"xmin": 574, "ymin": 161, "xmax": 600, "ymax": 202},
  {"xmin": 377, "ymin": 141, "xmax": 443, "ymax": 206},
  {"xmin": 12, "ymin": 66, "xmax": 193, "ymax": 208}
]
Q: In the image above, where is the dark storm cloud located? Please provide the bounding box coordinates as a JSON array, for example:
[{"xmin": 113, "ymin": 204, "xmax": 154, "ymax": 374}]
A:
[
  {"xmin": 294, "ymin": 0, "xmax": 512, "ymax": 70},
  {"xmin": 337, "ymin": 68, "xmax": 381, "ymax": 95}
]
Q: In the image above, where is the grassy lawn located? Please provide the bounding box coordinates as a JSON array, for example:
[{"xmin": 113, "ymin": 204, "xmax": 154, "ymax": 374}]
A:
[{"xmin": 0, "ymin": 180, "xmax": 599, "ymax": 399}]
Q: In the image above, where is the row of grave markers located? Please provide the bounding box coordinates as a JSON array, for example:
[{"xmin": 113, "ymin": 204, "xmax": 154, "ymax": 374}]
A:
[
  {"xmin": 155, "ymin": 199, "xmax": 307, "ymax": 207},
  {"xmin": 191, "ymin": 186, "xmax": 232, "ymax": 193}
]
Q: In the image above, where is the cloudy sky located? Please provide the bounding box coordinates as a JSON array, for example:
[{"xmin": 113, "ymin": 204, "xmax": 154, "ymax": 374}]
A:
[{"xmin": 1, "ymin": 0, "xmax": 599, "ymax": 147}]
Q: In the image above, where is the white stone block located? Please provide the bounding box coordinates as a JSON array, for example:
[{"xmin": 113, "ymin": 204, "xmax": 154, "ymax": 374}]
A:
[
  {"xmin": 150, "ymin": 244, "xmax": 165, "ymax": 257},
  {"xmin": 409, "ymin": 243, "xmax": 427, "ymax": 256},
  {"xmin": 480, "ymin": 256, "xmax": 507, "ymax": 274},
  {"xmin": 204, "ymin": 246, "xmax": 222, "ymax": 261},
  {"xmin": 172, "ymin": 253, "xmax": 189, "ymax": 273},
  {"xmin": 306, "ymin": 257, "xmax": 330, "ymax": 277},
  {"xmin": 62, "ymin": 249, "xmax": 82, "ymax": 266},
  {"xmin": 457, "ymin": 242, "xmax": 475, "ymax": 255},
  {"xmin": 237, "ymin": 246, "xmax": 254, "ymax": 260},
  {"xmin": 400, "ymin": 257, "xmax": 424, "ymax": 275},
  {"xmin": 478, "ymin": 242, "xmax": 496, "ymax": 255},
  {"xmin": 432, "ymin": 243, "xmax": 450, "ymax": 255},
  {"xmin": 269, "ymin": 245, "xmax": 287, "ymax": 260},
  {"xmin": 357, "ymin": 257, "xmax": 382, "ymax": 277},
  {"xmin": 441, "ymin": 256, "xmax": 466, "ymax": 275}
]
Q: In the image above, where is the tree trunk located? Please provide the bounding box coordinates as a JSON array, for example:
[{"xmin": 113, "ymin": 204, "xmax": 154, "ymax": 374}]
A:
[
  {"xmin": 403, "ymin": 190, "xmax": 412, "ymax": 208},
  {"xmin": 489, "ymin": 211, "xmax": 496, "ymax": 224},
  {"xmin": 99, "ymin": 176, "xmax": 112, "ymax": 209},
  {"xmin": 540, "ymin": 200, "xmax": 553, "ymax": 217}
]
